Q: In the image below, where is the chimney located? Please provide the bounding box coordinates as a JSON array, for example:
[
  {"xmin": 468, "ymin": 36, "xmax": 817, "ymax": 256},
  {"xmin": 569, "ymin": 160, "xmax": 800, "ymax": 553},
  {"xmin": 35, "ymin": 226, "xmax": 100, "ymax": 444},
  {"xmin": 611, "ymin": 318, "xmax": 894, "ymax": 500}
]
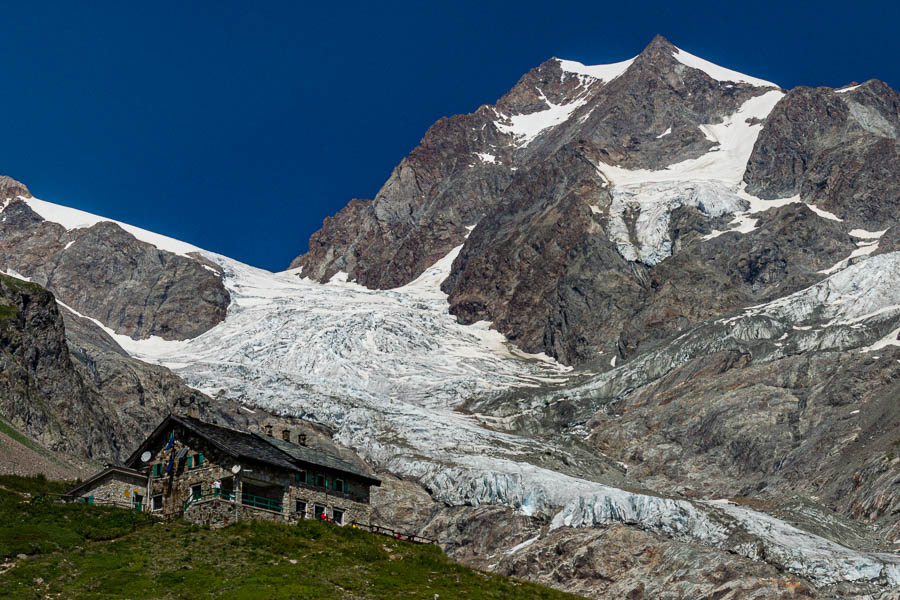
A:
[{"xmin": 188, "ymin": 405, "xmax": 200, "ymax": 419}]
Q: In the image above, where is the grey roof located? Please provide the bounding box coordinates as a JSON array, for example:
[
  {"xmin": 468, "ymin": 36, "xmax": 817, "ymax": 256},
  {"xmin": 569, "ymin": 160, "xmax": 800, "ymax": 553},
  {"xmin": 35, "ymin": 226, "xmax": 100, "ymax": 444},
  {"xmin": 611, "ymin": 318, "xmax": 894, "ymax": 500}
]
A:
[
  {"xmin": 175, "ymin": 415, "xmax": 297, "ymax": 471},
  {"xmin": 124, "ymin": 414, "xmax": 379, "ymax": 485},
  {"xmin": 261, "ymin": 435, "xmax": 380, "ymax": 485},
  {"xmin": 64, "ymin": 465, "xmax": 146, "ymax": 498}
]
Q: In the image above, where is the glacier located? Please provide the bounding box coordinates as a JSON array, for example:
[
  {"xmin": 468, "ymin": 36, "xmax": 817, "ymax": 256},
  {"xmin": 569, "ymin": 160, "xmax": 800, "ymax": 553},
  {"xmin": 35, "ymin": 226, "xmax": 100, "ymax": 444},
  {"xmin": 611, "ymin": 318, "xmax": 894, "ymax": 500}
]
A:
[{"xmin": 15, "ymin": 188, "xmax": 900, "ymax": 588}]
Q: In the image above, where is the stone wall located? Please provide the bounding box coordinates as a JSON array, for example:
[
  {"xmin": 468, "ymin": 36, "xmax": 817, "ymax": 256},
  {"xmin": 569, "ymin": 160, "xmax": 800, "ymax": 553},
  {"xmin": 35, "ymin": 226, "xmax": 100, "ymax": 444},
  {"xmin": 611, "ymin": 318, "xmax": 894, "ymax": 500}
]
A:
[
  {"xmin": 286, "ymin": 483, "xmax": 373, "ymax": 525},
  {"xmin": 144, "ymin": 426, "xmax": 375, "ymax": 525},
  {"xmin": 71, "ymin": 471, "xmax": 147, "ymax": 509},
  {"xmin": 184, "ymin": 497, "xmax": 284, "ymax": 528}
]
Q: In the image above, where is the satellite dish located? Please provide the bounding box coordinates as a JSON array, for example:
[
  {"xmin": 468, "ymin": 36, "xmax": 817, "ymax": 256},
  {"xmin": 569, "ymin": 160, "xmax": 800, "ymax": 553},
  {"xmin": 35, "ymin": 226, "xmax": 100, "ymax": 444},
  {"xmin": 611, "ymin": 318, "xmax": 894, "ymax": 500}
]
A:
[
  {"xmin": 231, "ymin": 465, "xmax": 241, "ymax": 474},
  {"xmin": 140, "ymin": 451, "xmax": 152, "ymax": 462}
]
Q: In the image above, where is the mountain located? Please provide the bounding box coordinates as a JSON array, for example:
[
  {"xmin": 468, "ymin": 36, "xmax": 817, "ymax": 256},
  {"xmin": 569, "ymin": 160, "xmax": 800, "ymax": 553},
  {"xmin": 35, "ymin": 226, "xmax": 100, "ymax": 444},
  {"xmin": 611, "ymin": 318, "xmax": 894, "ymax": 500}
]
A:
[{"xmin": 2, "ymin": 35, "xmax": 900, "ymax": 599}]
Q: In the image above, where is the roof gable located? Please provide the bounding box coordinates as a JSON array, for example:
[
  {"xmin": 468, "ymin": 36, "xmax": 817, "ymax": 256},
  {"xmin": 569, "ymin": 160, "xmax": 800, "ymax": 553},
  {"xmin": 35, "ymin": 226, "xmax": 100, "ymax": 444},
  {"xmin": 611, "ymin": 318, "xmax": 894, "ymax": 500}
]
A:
[
  {"xmin": 64, "ymin": 465, "xmax": 146, "ymax": 497},
  {"xmin": 124, "ymin": 414, "xmax": 379, "ymax": 484}
]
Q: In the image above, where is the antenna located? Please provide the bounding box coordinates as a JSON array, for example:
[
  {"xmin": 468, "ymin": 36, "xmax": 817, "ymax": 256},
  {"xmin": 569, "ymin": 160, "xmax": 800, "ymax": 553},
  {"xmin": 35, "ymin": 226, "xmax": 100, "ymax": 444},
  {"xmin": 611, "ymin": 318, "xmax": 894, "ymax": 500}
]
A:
[
  {"xmin": 140, "ymin": 451, "xmax": 152, "ymax": 462},
  {"xmin": 231, "ymin": 465, "xmax": 241, "ymax": 474}
]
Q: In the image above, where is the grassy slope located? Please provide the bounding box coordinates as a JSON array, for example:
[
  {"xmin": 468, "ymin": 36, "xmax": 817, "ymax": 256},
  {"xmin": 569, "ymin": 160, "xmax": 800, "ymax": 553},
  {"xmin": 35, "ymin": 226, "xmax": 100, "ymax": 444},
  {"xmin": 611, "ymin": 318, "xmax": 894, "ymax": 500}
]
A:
[{"xmin": 0, "ymin": 477, "xmax": 579, "ymax": 600}]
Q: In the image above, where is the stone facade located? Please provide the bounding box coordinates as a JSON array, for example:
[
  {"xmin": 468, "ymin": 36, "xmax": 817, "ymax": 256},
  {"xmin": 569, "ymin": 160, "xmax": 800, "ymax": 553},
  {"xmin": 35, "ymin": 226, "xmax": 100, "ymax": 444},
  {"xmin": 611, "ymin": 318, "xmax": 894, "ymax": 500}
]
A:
[
  {"xmin": 67, "ymin": 468, "xmax": 147, "ymax": 510},
  {"xmin": 133, "ymin": 416, "xmax": 378, "ymax": 527}
]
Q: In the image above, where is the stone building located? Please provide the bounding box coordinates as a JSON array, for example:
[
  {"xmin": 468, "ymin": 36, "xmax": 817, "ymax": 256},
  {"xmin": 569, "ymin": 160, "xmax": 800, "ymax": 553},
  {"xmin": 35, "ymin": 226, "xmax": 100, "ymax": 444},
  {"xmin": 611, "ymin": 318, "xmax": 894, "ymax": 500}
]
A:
[
  {"xmin": 64, "ymin": 414, "xmax": 381, "ymax": 528},
  {"xmin": 63, "ymin": 465, "xmax": 148, "ymax": 509}
]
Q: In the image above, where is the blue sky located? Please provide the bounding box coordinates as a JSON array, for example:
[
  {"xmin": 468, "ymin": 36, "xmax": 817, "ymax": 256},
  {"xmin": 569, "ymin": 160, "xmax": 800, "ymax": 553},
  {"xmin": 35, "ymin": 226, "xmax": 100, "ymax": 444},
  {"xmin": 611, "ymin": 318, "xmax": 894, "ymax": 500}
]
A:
[{"xmin": 1, "ymin": 1, "xmax": 897, "ymax": 270}]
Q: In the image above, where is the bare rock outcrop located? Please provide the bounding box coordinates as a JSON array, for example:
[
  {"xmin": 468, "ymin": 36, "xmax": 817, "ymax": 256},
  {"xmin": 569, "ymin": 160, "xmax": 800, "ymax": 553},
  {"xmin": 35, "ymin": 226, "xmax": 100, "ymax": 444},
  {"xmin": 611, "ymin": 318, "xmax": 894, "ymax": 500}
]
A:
[{"xmin": 0, "ymin": 196, "xmax": 229, "ymax": 340}]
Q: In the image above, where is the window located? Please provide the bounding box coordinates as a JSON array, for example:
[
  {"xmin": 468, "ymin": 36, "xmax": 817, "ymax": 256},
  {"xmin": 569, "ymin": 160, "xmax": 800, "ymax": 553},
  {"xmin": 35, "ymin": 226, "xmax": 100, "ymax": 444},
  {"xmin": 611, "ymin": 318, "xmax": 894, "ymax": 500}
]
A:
[
  {"xmin": 133, "ymin": 494, "xmax": 143, "ymax": 511},
  {"xmin": 334, "ymin": 479, "xmax": 344, "ymax": 494},
  {"xmin": 295, "ymin": 470, "xmax": 307, "ymax": 484},
  {"xmin": 152, "ymin": 464, "xmax": 161, "ymax": 477},
  {"xmin": 197, "ymin": 453, "xmax": 204, "ymax": 466},
  {"xmin": 332, "ymin": 508, "xmax": 344, "ymax": 526},
  {"xmin": 316, "ymin": 474, "xmax": 325, "ymax": 487},
  {"xmin": 191, "ymin": 484, "xmax": 202, "ymax": 501},
  {"xmin": 282, "ymin": 429, "xmax": 290, "ymax": 441},
  {"xmin": 296, "ymin": 500, "xmax": 307, "ymax": 518},
  {"xmin": 314, "ymin": 504, "xmax": 326, "ymax": 520},
  {"xmin": 152, "ymin": 495, "xmax": 163, "ymax": 511}
]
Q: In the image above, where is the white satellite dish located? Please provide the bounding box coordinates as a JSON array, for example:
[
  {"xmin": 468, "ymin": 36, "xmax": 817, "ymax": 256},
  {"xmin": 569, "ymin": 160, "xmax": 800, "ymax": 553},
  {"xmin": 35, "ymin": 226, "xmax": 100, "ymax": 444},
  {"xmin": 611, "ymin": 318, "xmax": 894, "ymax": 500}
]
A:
[
  {"xmin": 140, "ymin": 451, "xmax": 152, "ymax": 462},
  {"xmin": 231, "ymin": 465, "xmax": 241, "ymax": 474}
]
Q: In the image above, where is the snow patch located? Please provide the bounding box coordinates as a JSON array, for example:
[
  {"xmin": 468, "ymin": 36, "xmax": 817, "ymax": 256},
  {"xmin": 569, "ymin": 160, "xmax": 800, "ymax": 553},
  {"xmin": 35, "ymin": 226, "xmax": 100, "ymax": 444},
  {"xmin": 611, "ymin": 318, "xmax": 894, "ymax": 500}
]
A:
[
  {"xmin": 818, "ymin": 240, "xmax": 879, "ymax": 275},
  {"xmin": 835, "ymin": 84, "xmax": 861, "ymax": 94},
  {"xmin": 475, "ymin": 153, "xmax": 497, "ymax": 164},
  {"xmin": 556, "ymin": 57, "xmax": 635, "ymax": 83},
  {"xmin": 656, "ymin": 127, "xmax": 672, "ymax": 139},
  {"xmin": 806, "ymin": 204, "xmax": 843, "ymax": 222},
  {"xmin": 861, "ymin": 326, "xmax": 900, "ymax": 353},
  {"xmin": 504, "ymin": 536, "xmax": 540, "ymax": 554},
  {"xmin": 672, "ymin": 47, "xmax": 779, "ymax": 88},
  {"xmin": 849, "ymin": 228, "xmax": 887, "ymax": 240},
  {"xmin": 494, "ymin": 85, "xmax": 595, "ymax": 148},
  {"xmin": 597, "ymin": 91, "xmax": 784, "ymax": 187},
  {"xmin": 23, "ymin": 196, "xmax": 202, "ymax": 257}
]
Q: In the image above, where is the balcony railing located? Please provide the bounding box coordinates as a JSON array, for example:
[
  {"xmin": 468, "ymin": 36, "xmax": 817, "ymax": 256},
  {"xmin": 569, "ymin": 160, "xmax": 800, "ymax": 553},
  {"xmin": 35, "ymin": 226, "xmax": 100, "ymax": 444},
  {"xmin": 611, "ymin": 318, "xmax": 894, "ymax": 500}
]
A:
[
  {"xmin": 241, "ymin": 492, "xmax": 282, "ymax": 513},
  {"xmin": 183, "ymin": 488, "xmax": 235, "ymax": 511}
]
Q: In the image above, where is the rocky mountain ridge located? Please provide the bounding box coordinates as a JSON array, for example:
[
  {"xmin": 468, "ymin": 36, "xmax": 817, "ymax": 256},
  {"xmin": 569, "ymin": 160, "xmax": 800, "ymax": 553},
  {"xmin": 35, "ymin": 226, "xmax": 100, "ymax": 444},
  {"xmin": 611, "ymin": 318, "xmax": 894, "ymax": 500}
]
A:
[
  {"xmin": 293, "ymin": 35, "xmax": 900, "ymax": 366},
  {"xmin": 1, "ymin": 35, "xmax": 899, "ymax": 599}
]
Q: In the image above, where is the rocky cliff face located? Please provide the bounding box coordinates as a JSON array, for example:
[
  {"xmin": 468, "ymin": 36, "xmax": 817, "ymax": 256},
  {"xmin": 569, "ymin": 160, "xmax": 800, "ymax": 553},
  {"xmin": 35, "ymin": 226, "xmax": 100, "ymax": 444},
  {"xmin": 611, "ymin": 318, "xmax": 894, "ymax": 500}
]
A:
[
  {"xmin": 293, "ymin": 36, "xmax": 900, "ymax": 370},
  {"xmin": 0, "ymin": 273, "xmax": 118, "ymax": 458},
  {"xmin": 0, "ymin": 189, "xmax": 229, "ymax": 341}
]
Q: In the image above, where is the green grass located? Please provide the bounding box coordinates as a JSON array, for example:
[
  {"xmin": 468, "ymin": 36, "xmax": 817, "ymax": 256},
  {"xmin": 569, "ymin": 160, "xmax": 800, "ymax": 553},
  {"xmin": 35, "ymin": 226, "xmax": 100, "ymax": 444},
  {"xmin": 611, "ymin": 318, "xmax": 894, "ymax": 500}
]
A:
[
  {"xmin": 0, "ymin": 273, "xmax": 45, "ymax": 295},
  {"xmin": 0, "ymin": 477, "xmax": 579, "ymax": 599},
  {"xmin": 0, "ymin": 419, "xmax": 52, "ymax": 458},
  {"xmin": 0, "ymin": 304, "xmax": 16, "ymax": 320}
]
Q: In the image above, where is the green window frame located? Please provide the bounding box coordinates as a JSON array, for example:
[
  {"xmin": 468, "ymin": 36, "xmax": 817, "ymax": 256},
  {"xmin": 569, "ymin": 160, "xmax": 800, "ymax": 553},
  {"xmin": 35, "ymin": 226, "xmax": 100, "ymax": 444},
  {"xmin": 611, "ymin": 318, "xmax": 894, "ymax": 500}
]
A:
[
  {"xmin": 197, "ymin": 453, "xmax": 204, "ymax": 466},
  {"xmin": 152, "ymin": 464, "xmax": 161, "ymax": 477},
  {"xmin": 343, "ymin": 480, "xmax": 349, "ymax": 493},
  {"xmin": 187, "ymin": 456, "xmax": 193, "ymax": 469}
]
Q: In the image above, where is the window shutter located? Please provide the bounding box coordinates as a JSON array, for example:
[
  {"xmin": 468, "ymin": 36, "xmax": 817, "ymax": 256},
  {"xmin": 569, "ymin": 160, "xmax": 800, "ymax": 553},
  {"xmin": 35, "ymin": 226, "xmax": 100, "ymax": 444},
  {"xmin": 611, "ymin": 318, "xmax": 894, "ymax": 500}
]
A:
[
  {"xmin": 187, "ymin": 456, "xmax": 193, "ymax": 469},
  {"xmin": 343, "ymin": 481, "xmax": 349, "ymax": 493},
  {"xmin": 307, "ymin": 472, "xmax": 313, "ymax": 484},
  {"xmin": 198, "ymin": 453, "xmax": 204, "ymax": 465}
]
